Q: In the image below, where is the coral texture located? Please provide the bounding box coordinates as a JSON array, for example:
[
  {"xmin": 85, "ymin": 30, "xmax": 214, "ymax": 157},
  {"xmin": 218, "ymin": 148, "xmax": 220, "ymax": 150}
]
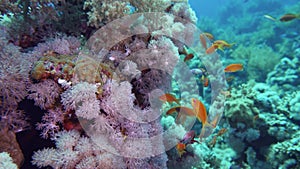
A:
[{"xmin": 32, "ymin": 130, "xmax": 126, "ymax": 169}]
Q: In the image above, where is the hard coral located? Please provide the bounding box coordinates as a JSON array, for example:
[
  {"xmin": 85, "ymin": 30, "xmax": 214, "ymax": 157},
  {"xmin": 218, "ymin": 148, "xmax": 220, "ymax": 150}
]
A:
[
  {"xmin": 267, "ymin": 131, "xmax": 300, "ymax": 168},
  {"xmin": 267, "ymin": 56, "xmax": 300, "ymax": 93},
  {"xmin": 224, "ymin": 82, "xmax": 259, "ymax": 128}
]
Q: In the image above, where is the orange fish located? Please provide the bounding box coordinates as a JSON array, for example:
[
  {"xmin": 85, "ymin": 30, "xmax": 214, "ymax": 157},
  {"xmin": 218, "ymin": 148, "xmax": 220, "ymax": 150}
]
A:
[
  {"xmin": 176, "ymin": 142, "xmax": 186, "ymax": 157},
  {"xmin": 191, "ymin": 98, "xmax": 207, "ymax": 124},
  {"xmin": 184, "ymin": 53, "xmax": 194, "ymax": 62},
  {"xmin": 216, "ymin": 128, "xmax": 227, "ymax": 137},
  {"xmin": 191, "ymin": 98, "xmax": 214, "ymax": 139},
  {"xmin": 203, "ymin": 32, "xmax": 214, "ymax": 40},
  {"xmin": 200, "ymin": 34, "xmax": 208, "ymax": 49},
  {"xmin": 205, "ymin": 44, "xmax": 218, "ymax": 54},
  {"xmin": 166, "ymin": 106, "xmax": 195, "ymax": 124},
  {"xmin": 166, "ymin": 106, "xmax": 195, "ymax": 116},
  {"xmin": 224, "ymin": 64, "xmax": 243, "ymax": 72},
  {"xmin": 279, "ymin": 13, "xmax": 300, "ymax": 22},
  {"xmin": 159, "ymin": 93, "xmax": 180, "ymax": 104},
  {"xmin": 213, "ymin": 40, "xmax": 235, "ymax": 51},
  {"xmin": 209, "ymin": 128, "xmax": 227, "ymax": 147},
  {"xmin": 202, "ymin": 77, "xmax": 209, "ymax": 87}
]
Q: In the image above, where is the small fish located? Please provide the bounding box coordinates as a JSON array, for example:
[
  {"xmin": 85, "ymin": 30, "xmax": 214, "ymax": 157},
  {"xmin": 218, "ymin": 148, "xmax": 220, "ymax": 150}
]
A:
[
  {"xmin": 184, "ymin": 53, "xmax": 194, "ymax": 62},
  {"xmin": 190, "ymin": 68, "xmax": 205, "ymax": 76},
  {"xmin": 166, "ymin": 106, "xmax": 195, "ymax": 116},
  {"xmin": 279, "ymin": 13, "xmax": 300, "ymax": 22},
  {"xmin": 191, "ymin": 98, "xmax": 215, "ymax": 139},
  {"xmin": 203, "ymin": 32, "xmax": 214, "ymax": 40},
  {"xmin": 224, "ymin": 64, "xmax": 243, "ymax": 72},
  {"xmin": 213, "ymin": 40, "xmax": 235, "ymax": 51},
  {"xmin": 176, "ymin": 142, "xmax": 186, "ymax": 157},
  {"xmin": 216, "ymin": 128, "xmax": 227, "ymax": 137},
  {"xmin": 263, "ymin": 14, "xmax": 277, "ymax": 22},
  {"xmin": 191, "ymin": 98, "xmax": 207, "ymax": 125},
  {"xmin": 159, "ymin": 93, "xmax": 180, "ymax": 104},
  {"xmin": 209, "ymin": 136, "xmax": 217, "ymax": 147},
  {"xmin": 180, "ymin": 130, "xmax": 199, "ymax": 145},
  {"xmin": 181, "ymin": 46, "xmax": 189, "ymax": 55},
  {"xmin": 166, "ymin": 106, "xmax": 195, "ymax": 123},
  {"xmin": 206, "ymin": 44, "xmax": 218, "ymax": 54},
  {"xmin": 209, "ymin": 128, "xmax": 227, "ymax": 147},
  {"xmin": 202, "ymin": 77, "xmax": 209, "ymax": 87}
]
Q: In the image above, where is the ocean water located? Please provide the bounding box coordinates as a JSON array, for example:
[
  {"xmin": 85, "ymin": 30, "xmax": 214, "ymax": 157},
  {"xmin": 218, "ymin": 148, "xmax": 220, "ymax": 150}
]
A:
[{"xmin": 0, "ymin": 1, "xmax": 299, "ymax": 169}]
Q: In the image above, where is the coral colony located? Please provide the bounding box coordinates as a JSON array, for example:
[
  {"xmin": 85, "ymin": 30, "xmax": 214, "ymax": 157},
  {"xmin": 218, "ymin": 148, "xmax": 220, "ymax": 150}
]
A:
[{"xmin": 0, "ymin": 0, "xmax": 300, "ymax": 169}]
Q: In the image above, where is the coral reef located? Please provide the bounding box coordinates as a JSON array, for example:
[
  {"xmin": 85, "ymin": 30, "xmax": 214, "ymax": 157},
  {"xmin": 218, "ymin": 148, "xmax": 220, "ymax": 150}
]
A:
[
  {"xmin": 1, "ymin": 1, "xmax": 87, "ymax": 48},
  {"xmin": 222, "ymin": 79, "xmax": 300, "ymax": 168},
  {"xmin": 230, "ymin": 44, "xmax": 281, "ymax": 82},
  {"xmin": 1, "ymin": 0, "xmax": 300, "ymax": 169},
  {"xmin": 84, "ymin": 0, "xmax": 174, "ymax": 28},
  {"xmin": 27, "ymin": 79, "xmax": 61, "ymax": 109},
  {"xmin": 267, "ymin": 56, "xmax": 300, "ymax": 94}
]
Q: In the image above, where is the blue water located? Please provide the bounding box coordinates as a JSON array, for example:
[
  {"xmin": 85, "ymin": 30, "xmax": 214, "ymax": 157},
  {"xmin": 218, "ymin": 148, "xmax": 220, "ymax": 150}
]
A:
[{"xmin": 1, "ymin": 1, "xmax": 300, "ymax": 169}]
